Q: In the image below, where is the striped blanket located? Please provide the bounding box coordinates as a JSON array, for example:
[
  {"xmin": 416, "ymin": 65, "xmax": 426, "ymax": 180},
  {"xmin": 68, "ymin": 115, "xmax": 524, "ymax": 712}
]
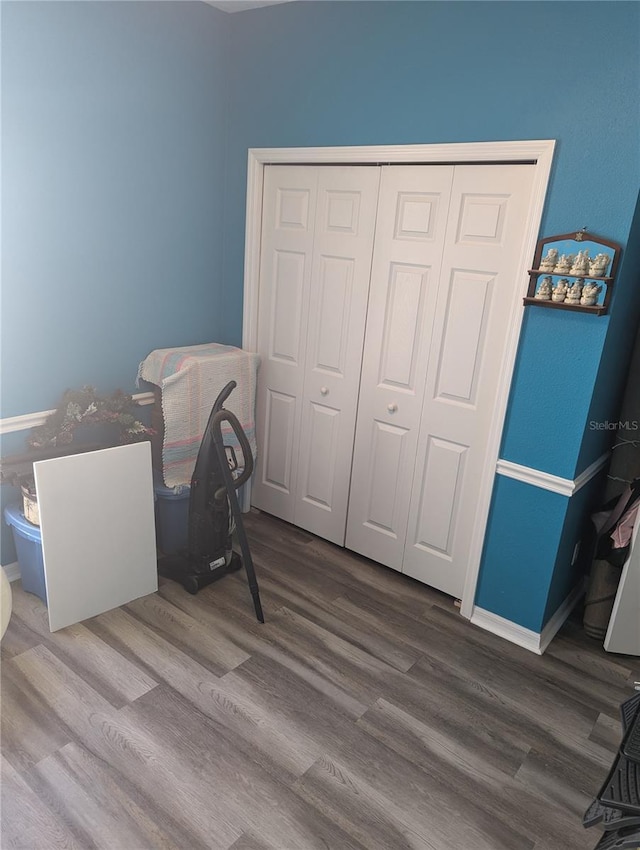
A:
[{"xmin": 137, "ymin": 343, "xmax": 260, "ymax": 488}]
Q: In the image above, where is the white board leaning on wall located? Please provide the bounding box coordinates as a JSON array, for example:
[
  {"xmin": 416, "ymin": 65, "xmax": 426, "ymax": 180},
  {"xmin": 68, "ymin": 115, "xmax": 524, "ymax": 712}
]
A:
[{"xmin": 33, "ymin": 441, "xmax": 157, "ymax": 632}]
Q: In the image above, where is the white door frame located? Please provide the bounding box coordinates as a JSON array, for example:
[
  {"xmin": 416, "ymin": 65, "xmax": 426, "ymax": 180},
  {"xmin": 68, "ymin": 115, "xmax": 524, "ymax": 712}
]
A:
[{"xmin": 242, "ymin": 140, "xmax": 555, "ymax": 620}]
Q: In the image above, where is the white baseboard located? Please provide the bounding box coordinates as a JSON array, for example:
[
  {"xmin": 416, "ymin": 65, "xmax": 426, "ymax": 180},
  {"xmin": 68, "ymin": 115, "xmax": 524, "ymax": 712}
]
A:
[
  {"xmin": 471, "ymin": 607, "xmax": 544, "ymax": 654},
  {"xmin": 2, "ymin": 562, "xmax": 21, "ymax": 582},
  {"xmin": 471, "ymin": 580, "xmax": 585, "ymax": 655},
  {"xmin": 539, "ymin": 579, "xmax": 586, "ymax": 654}
]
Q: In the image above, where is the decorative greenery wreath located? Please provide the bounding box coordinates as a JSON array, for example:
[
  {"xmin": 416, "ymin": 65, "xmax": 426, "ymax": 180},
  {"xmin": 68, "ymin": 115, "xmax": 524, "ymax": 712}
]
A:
[{"xmin": 28, "ymin": 386, "xmax": 155, "ymax": 450}]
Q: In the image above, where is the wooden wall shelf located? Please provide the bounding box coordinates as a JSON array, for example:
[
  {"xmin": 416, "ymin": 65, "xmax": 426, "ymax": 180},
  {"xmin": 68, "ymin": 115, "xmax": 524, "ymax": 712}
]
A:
[
  {"xmin": 522, "ymin": 297, "xmax": 608, "ymax": 316},
  {"xmin": 523, "ymin": 231, "xmax": 622, "ymax": 317}
]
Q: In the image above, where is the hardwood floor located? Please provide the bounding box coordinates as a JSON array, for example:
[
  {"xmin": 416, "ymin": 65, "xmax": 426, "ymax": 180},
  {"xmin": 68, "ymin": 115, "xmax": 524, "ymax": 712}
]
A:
[{"xmin": 2, "ymin": 510, "xmax": 639, "ymax": 850}]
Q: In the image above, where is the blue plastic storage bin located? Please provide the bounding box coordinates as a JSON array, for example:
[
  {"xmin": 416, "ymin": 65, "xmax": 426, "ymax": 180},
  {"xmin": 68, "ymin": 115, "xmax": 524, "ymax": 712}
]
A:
[
  {"xmin": 153, "ymin": 471, "xmax": 190, "ymax": 554},
  {"xmin": 4, "ymin": 503, "xmax": 47, "ymax": 604}
]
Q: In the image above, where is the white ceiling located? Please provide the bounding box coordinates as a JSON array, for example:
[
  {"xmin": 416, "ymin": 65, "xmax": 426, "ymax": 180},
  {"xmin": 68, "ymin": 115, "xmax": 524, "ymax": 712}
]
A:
[{"xmin": 203, "ymin": 0, "xmax": 294, "ymax": 13}]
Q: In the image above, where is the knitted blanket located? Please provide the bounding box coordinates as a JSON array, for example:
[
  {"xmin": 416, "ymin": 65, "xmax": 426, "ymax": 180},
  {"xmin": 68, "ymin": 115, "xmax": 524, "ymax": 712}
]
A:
[{"xmin": 138, "ymin": 343, "xmax": 259, "ymax": 488}]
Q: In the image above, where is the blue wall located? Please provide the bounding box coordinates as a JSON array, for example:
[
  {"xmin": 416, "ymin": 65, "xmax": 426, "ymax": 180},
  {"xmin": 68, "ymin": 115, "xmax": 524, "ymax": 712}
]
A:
[
  {"xmin": 475, "ymin": 478, "xmax": 568, "ymax": 632},
  {"xmin": 224, "ymin": 1, "xmax": 639, "ymax": 477},
  {"xmin": 578, "ymin": 192, "xmax": 640, "ymax": 473},
  {"xmin": 1, "ymin": 1, "xmax": 230, "ymax": 419},
  {"xmin": 1, "ymin": 0, "xmax": 230, "ymax": 564},
  {"xmin": 224, "ymin": 0, "xmax": 640, "ymax": 630},
  {"xmin": 475, "ymin": 469, "xmax": 608, "ymax": 632},
  {"xmin": 3, "ymin": 1, "xmax": 639, "ymax": 634}
]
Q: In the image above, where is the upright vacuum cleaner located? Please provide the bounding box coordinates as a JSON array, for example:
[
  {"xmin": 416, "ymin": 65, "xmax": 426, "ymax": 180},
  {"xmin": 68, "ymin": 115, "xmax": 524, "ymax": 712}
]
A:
[{"xmin": 157, "ymin": 380, "xmax": 264, "ymax": 623}]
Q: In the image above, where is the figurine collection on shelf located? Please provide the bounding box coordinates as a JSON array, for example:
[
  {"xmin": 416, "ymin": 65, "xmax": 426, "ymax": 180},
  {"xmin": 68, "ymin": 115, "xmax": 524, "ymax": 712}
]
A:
[
  {"xmin": 538, "ymin": 247, "xmax": 611, "ymax": 278},
  {"xmin": 534, "ymin": 275, "xmax": 603, "ymax": 306},
  {"xmin": 524, "ymin": 230, "xmax": 621, "ymax": 316}
]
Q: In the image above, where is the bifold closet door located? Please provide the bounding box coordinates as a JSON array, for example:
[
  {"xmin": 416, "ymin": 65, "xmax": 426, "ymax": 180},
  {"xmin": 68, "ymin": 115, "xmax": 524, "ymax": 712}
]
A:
[
  {"xmin": 401, "ymin": 164, "xmax": 536, "ymax": 597},
  {"xmin": 345, "ymin": 166, "xmax": 455, "ymax": 570},
  {"xmin": 346, "ymin": 163, "xmax": 536, "ymax": 599},
  {"xmin": 252, "ymin": 165, "xmax": 380, "ymax": 544}
]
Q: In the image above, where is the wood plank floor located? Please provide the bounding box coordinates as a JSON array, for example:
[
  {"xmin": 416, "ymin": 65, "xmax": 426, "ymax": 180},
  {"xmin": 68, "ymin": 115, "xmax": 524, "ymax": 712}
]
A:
[{"xmin": 2, "ymin": 510, "xmax": 639, "ymax": 850}]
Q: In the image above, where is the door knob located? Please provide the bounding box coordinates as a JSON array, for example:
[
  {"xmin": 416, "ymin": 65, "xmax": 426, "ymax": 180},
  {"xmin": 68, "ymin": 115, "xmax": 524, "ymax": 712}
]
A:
[
  {"xmin": 387, "ymin": 403, "xmax": 398, "ymax": 413},
  {"xmin": 320, "ymin": 386, "xmax": 329, "ymax": 396}
]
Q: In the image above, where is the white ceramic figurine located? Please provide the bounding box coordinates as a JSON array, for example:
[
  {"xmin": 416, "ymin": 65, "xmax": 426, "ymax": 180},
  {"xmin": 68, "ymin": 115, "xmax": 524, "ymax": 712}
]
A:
[
  {"xmin": 535, "ymin": 276, "xmax": 553, "ymax": 300},
  {"xmin": 566, "ymin": 281, "xmax": 583, "ymax": 304},
  {"xmin": 580, "ymin": 282, "xmax": 603, "ymax": 306},
  {"xmin": 555, "ymin": 254, "xmax": 574, "ymax": 273},
  {"xmin": 589, "ymin": 253, "xmax": 610, "ymax": 277},
  {"xmin": 539, "ymin": 248, "xmax": 559, "ymax": 272},
  {"xmin": 570, "ymin": 250, "xmax": 590, "ymax": 276},
  {"xmin": 552, "ymin": 279, "xmax": 570, "ymax": 302}
]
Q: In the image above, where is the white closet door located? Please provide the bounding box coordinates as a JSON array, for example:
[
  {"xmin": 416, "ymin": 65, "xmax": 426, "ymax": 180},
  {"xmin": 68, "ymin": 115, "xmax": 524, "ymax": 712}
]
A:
[
  {"xmin": 293, "ymin": 166, "xmax": 380, "ymax": 543},
  {"xmin": 252, "ymin": 166, "xmax": 318, "ymax": 522},
  {"xmin": 253, "ymin": 166, "xmax": 379, "ymax": 542},
  {"xmin": 345, "ymin": 166, "xmax": 455, "ymax": 569},
  {"xmin": 402, "ymin": 164, "xmax": 535, "ymax": 597}
]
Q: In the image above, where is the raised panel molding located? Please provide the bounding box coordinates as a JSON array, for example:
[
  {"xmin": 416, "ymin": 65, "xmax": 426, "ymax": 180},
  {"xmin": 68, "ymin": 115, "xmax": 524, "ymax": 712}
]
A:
[
  {"xmin": 436, "ymin": 270, "xmax": 493, "ymax": 405},
  {"xmin": 300, "ymin": 402, "xmax": 340, "ymax": 509},
  {"xmin": 263, "ymin": 390, "xmax": 296, "ymax": 492},
  {"xmin": 276, "ymin": 188, "xmax": 310, "ymax": 229},
  {"xmin": 395, "ymin": 193, "xmax": 438, "ymax": 241},
  {"xmin": 457, "ymin": 193, "xmax": 508, "ymax": 244},
  {"xmin": 413, "ymin": 437, "xmax": 467, "ymax": 556},
  {"xmin": 378, "ymin": 264, "xmax": 429, "ymax": 390},
  {"xmin": 325, "ymin": 191, "xmax": 360, "ymax": 233},
  {"xmin": 313, "ymin": 256, "xmax": 354, "ymax": 375},
  {"xmin": 270, "ymin": 250, "xmax": 305, "ymax": 363},
  {"xmin": 364, "ymin": 420, "xmax": 409, "ymax": 536}
]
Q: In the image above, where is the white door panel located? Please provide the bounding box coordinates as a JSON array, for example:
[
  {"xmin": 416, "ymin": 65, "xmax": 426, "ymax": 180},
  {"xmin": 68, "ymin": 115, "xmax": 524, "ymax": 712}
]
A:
[
  {"xmin": 268, "ymin": 250, "xmax": 307, "ymax": 364},
  {"xmin": 377, "ymin": 263, "xmax": 430, "ymax": 390},
  {"xmin": 412, "ymin": 436, "xmax": 468, "ymax": 557},
  {"xmin": 252, "ymin": 167, "xmax": 318, "ymax": 521},
  {"xmin": 434, "ymin": 269, "xmax": 494, "ymax": 405},
  {"xmin": 254, "ymin": 166, "xmax": 380, "ymax": 543},
  {"xmin": 403, "ymin": 165, "xmax": 536, "ymax": 597},
  {"xmin": 345, "ymin": 166, "xmax": 455, "ymax": 568},
  {"xmin": 262, "ymin": 389, "xmax": 297, "ymax": 493},
  {"xmin": 359, "ymin": 418, "xmax": 411, "ymax": 540},
  {"xmin": 294, "ymin": 167, "xmax": 380, "ymax": 543}
]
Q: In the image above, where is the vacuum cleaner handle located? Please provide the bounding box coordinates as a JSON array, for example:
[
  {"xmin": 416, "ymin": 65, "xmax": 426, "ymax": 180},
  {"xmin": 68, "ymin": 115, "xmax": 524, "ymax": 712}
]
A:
[
  {"xmin": 213, "ymin": 380, "xmax": 237, "ymax": 413},
  {"xmin": 211, "ymin": 409, "xmax": 254, "ymax": 489}
]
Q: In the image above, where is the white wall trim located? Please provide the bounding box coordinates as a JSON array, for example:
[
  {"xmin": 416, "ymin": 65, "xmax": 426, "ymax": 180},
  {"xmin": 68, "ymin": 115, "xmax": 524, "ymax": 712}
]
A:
[
  {"xmin": 245, "ymin": 140, "xmax": 555, "ymax": 167},
  {"xmin": 470, "ymin": 607, "xmax": 544, "ymax": 654},
  {"xmin": 471, "ymin": 579, "xmax": 585, "ymax": 654},
  {"xmin": 3, "ymin": 562, "xmax": 21, "ymax": 582},
  {"xmin": 539, "ymin": 578, "xmax": 587, "ymax": 654},
  {"xmin": 133, "ymin": 391, "xmax": 155, "ymax": 407},
  {"xmin": 573, "ymin": 452, "xmax": 610, "ymax": 493},
  {"xmin": 496, "ymin": 452, "xmax": 609, "ymax": 496},
  {"xmin": 0, "ymin": 409, "xmax": 57, "ymax": 436},
  {"xmin": 0, "ymin": 392, "xmax": 155, "ymax": 436},
  {"xmin": 243, "ymin": 140, "xmax": 555, "ymax": 622}
]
